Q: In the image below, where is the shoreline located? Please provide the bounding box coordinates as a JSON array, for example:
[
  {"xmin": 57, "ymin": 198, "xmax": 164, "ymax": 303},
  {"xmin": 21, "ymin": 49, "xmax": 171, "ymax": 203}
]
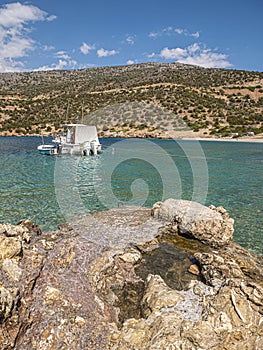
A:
[
  {"xmin": 1, "ymin": 133, "xmax": 263, "ymax": 143},
  {"xmin": 181, "ymin": 136, "xmax": 263, "ymax": 143}
]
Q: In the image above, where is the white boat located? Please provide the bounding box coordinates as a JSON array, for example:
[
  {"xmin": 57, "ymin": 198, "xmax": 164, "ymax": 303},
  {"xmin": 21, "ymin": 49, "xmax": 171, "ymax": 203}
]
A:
[
  {"xmin": 37, "ymin": 135, "xmax": 58, "ymax": 155},
  {"xmin": 52, "ymin": 124, "xmax": 102, "ymax": 156},
  {"xmin": 37, "ymin": 143, "xmax": 58, "ymax": 155}
]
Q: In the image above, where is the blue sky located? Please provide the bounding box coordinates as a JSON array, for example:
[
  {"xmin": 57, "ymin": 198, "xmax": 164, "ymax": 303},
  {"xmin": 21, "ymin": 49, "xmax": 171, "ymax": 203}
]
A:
[{"xmin": 0, "ymin": 0, "xmax": 262, "ymax": 72}]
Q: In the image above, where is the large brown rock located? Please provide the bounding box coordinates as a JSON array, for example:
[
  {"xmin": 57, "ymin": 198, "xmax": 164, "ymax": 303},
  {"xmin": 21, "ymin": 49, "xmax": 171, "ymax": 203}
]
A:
[
  {"xmin": 152, "ymin": 198, "xmax": 234, "ymax": 246},
  {"xmin": 0, "ymin": 202, "xmax": 262, "ymax": 350}
]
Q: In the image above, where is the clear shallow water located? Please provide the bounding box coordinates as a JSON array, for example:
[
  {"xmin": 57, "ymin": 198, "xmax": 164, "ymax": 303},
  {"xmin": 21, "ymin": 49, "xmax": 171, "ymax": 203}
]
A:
[{"xmin": 0, "ymin": 136, "xmax": 262, "ymax": 254}]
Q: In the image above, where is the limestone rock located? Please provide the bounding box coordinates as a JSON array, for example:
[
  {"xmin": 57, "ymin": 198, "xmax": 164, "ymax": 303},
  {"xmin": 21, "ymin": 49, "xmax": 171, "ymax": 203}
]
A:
[
  {"xmin": 119, "ymin": 249, "xmax": 142, "ymax": 264},
  {"xmin": 17, "ymin": 219, "xmax": 42, "ymax": 235},
  {"xmin": 142, "ymin": 274, "xmax": 184, "ymax": 315},
  {"xmin": 0, "ymin": 285, "xmax": 15, "ymax": 320},
  {"xmin": 152, "ymin": 198, "xmax": 234, "ymax": 246},
  {"xmin": 0, "ymin": 236, "xmax": 22, "ymax": 261},
  {"xmin": 44, "ymin": 286, "xmax": 63, "ymax": 303},
  {"xmin": 0, "ymin": 222, "xmax": 28, "ymax": 237},
  {"xmin": 188, "ymin": 263, "xmax": 200, "ymax": 275},
  {"xmin": 2, "ymin": 258, "xmax": 23, "ymax": 282}
]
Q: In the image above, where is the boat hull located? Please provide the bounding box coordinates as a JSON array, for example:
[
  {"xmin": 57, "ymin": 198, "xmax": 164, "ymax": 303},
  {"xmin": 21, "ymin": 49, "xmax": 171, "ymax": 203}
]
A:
[
  {"xmin": 37, "ymin": 145, "xmax": 58, "ymax": 155},
  {"xmin": 58, "ymin": 143, "xmax": 102, "ymax": 155}
]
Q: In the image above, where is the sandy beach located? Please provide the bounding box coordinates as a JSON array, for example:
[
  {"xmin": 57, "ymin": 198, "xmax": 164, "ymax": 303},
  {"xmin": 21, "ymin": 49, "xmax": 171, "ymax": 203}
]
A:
[{"xmin": 181, "ymin": 137, "xmax": 263, "ymax": 143}]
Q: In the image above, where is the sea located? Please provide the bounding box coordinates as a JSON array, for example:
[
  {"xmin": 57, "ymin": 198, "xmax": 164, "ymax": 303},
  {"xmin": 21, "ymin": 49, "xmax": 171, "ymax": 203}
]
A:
[{"xmin": 0, "ymin": 136, "xmax": 262, "ymax": 255}]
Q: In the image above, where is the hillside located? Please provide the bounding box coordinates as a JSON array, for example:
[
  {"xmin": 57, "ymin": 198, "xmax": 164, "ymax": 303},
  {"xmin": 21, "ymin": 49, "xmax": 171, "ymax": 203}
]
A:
[{"xmin": 0, "ymin": 62, "xmax": 263, "ymax": 138}]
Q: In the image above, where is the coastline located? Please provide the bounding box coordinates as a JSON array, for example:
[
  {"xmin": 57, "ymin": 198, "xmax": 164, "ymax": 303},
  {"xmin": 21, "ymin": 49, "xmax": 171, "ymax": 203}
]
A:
[
  {"xmin": 1, "ymin": 133, "xmax": 263, "ymax": 143},
  {"xmin": 181, "ymin": 136, "xmax": 263, "ymax": 143}
]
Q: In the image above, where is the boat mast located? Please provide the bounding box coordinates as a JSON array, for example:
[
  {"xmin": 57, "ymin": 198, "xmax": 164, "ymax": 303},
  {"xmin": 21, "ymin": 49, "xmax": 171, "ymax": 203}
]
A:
[{"xmin": 81, "ymin": 100, "xmax": 84, "ymax": 124}]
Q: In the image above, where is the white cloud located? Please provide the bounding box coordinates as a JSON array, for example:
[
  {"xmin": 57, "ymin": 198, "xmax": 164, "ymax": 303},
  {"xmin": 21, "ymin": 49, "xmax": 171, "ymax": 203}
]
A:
[
  {"xmin": 0, "ymin": 2, "xmax": 56, "ymax": 72},
  {"xmin": 148, "ymin": 31, "xmax": 158, "ymax": 38},
  {"xmin": 191, "ymin": 31, "xmax": 200, "ymax": 38},
  {"xmin": 0, "ymin": 2, "xmax": 52, "ymax": 27},
  {"xmin": 160, "ymin": 47, "xmax": 187, "ymax": 60},
  {"xmin": 147, "ymin": 52, "xmax": 156, "ymax": 58},
  {"xmin": 46, "ymin": 15, "xmax": 57, "ymax": 22},
  {"xmin": 126, "ymin": 35, "xmax": 135, "ymax": 45},
  {"xmin": 127, "ymin": 59, "xmax": 135, "ymax": 65},
  {"xmin": 97, "ymin": 48, "xmax": 118, "ymax": 58},
  {"xmin": 188, "ymin": 43, "xmax": 200, "ymax": 53},
  {"xmin": 80, "ymin": 42, "xmax": 95, "ymax": 55},
  {"xmin": 160, "ymin": 44, "xmax": 231, "ymax": 68},
  {"xmin": 0, "ymin": 35, "xmax": 34, "ymax": 58},
  {"xmin": 175, "ymin": 28, "xmax": 200, "ymax": 38},
  {"xmin": 56, "ymin": 51, "xmax": 71, "ymax": 60},
  {"xmin": 150, "ymin": 27, "xmax": 201, "ymax": 39},
  {"xmin": 162, "ymin": 26, "xmax": 173, "ymax": 34},
  {"xmin": 175, "ymin": 28, "xmax": 185, "ymax": 35},
  {"xmin": 36, "ymin": 58, "xmax": 77, "ymax": 71},
  {"xmin": 43, "ymin": 44, "xmax": 55, "ymax": 51},
  {"xmin": 35, "ymin": 50, "xmax": 77, "ymax": 71},
  {"xmin": 148, "ymin": 27, "xmax": 174, "ymax": 38},
  {"xmin": 180, "ymin": 51, "xmax": 231, "ymax": 68}
]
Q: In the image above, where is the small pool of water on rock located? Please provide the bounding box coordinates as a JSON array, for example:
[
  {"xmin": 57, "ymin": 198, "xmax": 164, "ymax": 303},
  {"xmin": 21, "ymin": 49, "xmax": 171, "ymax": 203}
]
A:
[{"xmin": 136, "ymin": 242, "xmax": 201, "ymax": 290}]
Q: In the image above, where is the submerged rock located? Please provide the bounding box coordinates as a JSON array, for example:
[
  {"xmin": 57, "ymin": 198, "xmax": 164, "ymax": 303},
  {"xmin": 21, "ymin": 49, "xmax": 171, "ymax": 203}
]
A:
[{"xmin": 0, "ymin": 200, "xmax": 262, "ymax": 349}]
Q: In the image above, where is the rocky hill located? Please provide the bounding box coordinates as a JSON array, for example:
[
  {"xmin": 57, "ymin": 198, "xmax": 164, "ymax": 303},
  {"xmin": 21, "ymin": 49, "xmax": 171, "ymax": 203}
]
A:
[{"xmin": 0, "ymin": 62, "xmax": 263, "ymax": 138}]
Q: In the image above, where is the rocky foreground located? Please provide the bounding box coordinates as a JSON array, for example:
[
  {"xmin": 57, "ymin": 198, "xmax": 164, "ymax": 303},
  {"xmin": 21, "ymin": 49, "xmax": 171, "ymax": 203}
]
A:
[{"xmin": 0, "ymin": 199, "xmax": 262, "ymax": 349}]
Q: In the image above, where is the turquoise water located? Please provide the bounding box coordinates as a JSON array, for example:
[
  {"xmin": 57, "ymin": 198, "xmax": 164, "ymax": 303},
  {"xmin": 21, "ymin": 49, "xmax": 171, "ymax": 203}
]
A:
[{"xmin": 0, "ymin": 136, "xmax": 262, "ymax": 254}]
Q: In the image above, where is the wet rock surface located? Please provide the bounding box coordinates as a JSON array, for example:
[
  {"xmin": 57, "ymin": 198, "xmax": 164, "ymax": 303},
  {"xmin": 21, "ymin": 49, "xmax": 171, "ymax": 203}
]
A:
[
  {"xmin": 0, "ymin": 200, "xmax": 262, "ymax": 349},
  {"xmin": 68, "ymin": 206, "xmax": 162, "ymax": 247}
]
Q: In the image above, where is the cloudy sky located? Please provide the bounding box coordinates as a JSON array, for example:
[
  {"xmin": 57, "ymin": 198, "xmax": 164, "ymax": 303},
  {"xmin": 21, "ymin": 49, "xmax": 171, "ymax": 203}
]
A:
[{"xmin": 0, "ymin": 0, "xmax": 262, "ymax": 72}]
